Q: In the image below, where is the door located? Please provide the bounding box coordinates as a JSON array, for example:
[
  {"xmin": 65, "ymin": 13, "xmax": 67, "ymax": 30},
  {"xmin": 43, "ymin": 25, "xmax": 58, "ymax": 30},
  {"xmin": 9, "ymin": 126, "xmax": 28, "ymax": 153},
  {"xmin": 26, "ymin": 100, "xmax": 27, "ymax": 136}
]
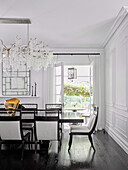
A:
[{"xmin": 55, "ymin": 62, "xmax": 64, "ymax": 108}]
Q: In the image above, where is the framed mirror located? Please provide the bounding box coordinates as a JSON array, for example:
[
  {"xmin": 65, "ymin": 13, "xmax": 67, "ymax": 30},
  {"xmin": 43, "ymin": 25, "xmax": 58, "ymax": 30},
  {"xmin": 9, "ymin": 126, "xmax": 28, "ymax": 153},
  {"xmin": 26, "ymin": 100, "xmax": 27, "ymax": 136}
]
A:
[{"xmin": 2, "ymin": 63, "xmax": 30, "ymax": 96}]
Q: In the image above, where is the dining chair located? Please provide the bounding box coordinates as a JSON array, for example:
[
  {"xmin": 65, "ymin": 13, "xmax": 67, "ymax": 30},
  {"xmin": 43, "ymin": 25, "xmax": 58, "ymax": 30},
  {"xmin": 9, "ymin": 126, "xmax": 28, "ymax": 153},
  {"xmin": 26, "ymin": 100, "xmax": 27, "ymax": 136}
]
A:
[
  {"xmin": 0, "ymin": 110, "xmax": 30, "ymax": 160},
  {"xmin": 21, "ymin": 103, "xmax": 38, "ymax": 148},
  {"xmin": 68, "ymin": 107, "xmax": 99, "ymax": 152},
  {"xmin": 45, "ymin": 104, "xmax": 63, "ymax": 135},
  {"xmin": 34, "ymin": 110, "xmax": 59, "ymax": 159}
]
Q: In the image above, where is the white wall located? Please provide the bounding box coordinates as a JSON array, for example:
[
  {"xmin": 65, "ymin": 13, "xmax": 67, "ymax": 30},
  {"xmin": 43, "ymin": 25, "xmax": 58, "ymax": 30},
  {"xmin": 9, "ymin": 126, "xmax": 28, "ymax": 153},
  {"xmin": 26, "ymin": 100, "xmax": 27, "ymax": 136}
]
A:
[{"xmin": 104, "ymin": 15, "xmax": 128, "ymax": 154}]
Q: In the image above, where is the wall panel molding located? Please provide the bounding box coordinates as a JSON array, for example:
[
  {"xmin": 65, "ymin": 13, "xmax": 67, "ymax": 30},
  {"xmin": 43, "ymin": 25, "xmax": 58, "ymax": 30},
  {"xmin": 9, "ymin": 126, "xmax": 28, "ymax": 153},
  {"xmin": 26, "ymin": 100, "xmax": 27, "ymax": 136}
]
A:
[
  {"xmin": 105, "ymin": 7, "xmax": 128, "ymax": 154},
  {"xmin": 114, "ymin": 114, "xmax": 127, "ymax": 139},
  {"xmin": 106, "ymin": 110, "xmax": 113, "ymax": 126},
  {"xmin": 105, "ymin": 126, "xmax": 128, "ymax": 154},
  {"xmin": 115, "ymin": 36, "xmax": 127, "ymax": 109},
  {"xmin": 114, "ymin": 104, "xmax": 128, "ymax": 111}
]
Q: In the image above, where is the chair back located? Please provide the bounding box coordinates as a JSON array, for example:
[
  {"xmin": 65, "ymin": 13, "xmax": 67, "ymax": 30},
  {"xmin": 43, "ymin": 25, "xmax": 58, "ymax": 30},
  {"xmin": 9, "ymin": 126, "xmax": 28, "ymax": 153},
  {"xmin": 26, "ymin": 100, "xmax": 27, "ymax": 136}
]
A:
[
  {"xmin": 45, "ymin": 104, "xmax": 62, "ymax": 111},
  {"xmin": 21, "ymin": 103, "xmax": 38, "ymax": 119},
  {"xmin": 34, "ymin": 110, "xmax": 59, "ymax": 141},
  {"xmin": 45, "ymin": 104, "xmax": 62, "ymax": 118},
  {"xmin": 87, "ymin": 107, "xmax": 99, "ymax": 133},
  {"xmin": 0, "ymin": 110, "xmax": 23, "ymax": 140},
  {"xmin": 21, "ymin": 103, "xmax": 38, "ymax": 112}
]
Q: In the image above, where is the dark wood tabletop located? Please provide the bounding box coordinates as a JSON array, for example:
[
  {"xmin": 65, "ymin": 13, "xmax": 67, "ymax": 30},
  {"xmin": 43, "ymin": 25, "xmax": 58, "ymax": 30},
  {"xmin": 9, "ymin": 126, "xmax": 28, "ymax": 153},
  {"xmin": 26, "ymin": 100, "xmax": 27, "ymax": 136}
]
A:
[
  {"xmin": 21, "ymin": 116, "xmax": 84, "ymax": 123},
  {"xmin": 0, "ymin": 108, "xmax": 84, "ymax": 124}
]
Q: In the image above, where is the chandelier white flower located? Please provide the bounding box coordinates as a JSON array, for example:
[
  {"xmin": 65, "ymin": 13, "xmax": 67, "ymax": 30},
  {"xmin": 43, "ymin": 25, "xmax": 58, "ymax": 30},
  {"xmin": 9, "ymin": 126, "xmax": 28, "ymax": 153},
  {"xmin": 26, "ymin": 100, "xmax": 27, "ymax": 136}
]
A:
[{"xmin": 0, "ymin": 36, "xmax": 54, "ymax": 71}]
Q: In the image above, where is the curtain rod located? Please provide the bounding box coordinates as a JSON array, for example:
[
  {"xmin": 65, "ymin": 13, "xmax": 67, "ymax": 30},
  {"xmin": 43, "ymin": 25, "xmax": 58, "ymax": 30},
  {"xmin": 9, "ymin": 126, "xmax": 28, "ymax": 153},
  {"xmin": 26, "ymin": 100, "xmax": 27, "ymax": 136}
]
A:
[{"xmin": 53, "ymin": 53, "xmax": 100, "ymax": 55}]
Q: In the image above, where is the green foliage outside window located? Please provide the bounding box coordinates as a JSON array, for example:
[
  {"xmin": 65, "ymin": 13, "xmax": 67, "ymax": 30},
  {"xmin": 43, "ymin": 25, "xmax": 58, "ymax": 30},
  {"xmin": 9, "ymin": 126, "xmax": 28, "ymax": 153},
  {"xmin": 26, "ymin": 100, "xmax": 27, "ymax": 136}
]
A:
[
  {"xmin": 64, "ymin": 82, "xmax": 90, "ymax": 97},
  {"xmin": 64, "ymin": 82, "xmax": 93, "ymax": 109}
]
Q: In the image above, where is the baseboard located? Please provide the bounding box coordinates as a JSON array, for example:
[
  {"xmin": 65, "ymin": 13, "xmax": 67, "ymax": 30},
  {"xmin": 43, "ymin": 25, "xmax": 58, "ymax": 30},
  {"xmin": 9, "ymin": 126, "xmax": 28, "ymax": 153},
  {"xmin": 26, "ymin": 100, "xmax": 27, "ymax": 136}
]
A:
[{"xmin": 105, "ymin": 126, "xmax": 128, "ymax": 154}]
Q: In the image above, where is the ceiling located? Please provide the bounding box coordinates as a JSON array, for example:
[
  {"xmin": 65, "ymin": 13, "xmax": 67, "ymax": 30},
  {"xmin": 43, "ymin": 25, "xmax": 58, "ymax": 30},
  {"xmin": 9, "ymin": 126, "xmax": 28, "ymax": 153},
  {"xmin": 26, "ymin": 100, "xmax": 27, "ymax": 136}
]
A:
[{"xmin": 0, "ymin": 0, "xmax": 128, "ymax": 48}]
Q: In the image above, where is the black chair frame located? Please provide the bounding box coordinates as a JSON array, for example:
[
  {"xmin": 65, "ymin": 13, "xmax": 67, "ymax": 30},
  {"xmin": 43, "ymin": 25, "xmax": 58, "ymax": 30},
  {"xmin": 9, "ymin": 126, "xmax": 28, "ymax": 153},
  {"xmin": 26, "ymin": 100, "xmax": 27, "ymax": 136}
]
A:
[
  {"xmin": 45, "ymin": 104, "xmax": 63, "ymax": 134},
  {"xmin": 21, "ymin": 103, "xmax": 38, "ymax": 148}
]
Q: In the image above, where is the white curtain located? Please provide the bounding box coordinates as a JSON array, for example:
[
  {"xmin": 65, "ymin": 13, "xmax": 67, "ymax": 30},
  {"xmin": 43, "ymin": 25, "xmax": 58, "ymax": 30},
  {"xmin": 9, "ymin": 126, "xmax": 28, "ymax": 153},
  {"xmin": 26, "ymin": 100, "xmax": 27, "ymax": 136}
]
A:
[
  {"xmin": 44, "ymin": 67, "xmax": 55, "ymax": 105},
  {"xmin": 93, "ymin": 54, "xmax": 105, "ymax": 130}
]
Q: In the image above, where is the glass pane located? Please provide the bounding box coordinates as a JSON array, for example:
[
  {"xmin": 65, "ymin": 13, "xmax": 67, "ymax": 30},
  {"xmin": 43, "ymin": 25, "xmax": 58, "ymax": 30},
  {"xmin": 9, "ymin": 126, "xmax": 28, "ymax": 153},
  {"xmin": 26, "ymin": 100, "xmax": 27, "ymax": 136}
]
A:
[
  {"xmin": 3, "ymin": 85, "xmax": 5, "ymax": 91},
  {"xmin": 56, "ymin": 86, "xmax": 61, "ymax": 95},
  {"xmin": 11, "ymin": 71, "xmax": 18, "ymax": 77},
  {"xmin": 18, "ymin": 71, "xmax": 26, "ymax": 77},
  {"xmin": 56, "ymin": 66, "xmax": 61, "ymax": 76},
  {"xmin": 11, "ymin": 78, "xmax": 25, "ymax": 89},
  {"xmin": 56, "ymin": 76, "xmax": 61, "ymax": 85},
  {"xmin": 6, "ymin": 83, "xmax": 10, "ymax": 89},
  {"xmin": 3, "ymin": 71, "xmax": 11, "ymax": 77},
  {"xmin": 3, "ymin": 78, "xmax": 5, "ymax": 84},
  {"xmin": 64, "ymin": 66, "xmax": 68, "ymax": 77},
  {"xmin": 6, "ymin": 78, "xmax": 10, "ymax": 83}
]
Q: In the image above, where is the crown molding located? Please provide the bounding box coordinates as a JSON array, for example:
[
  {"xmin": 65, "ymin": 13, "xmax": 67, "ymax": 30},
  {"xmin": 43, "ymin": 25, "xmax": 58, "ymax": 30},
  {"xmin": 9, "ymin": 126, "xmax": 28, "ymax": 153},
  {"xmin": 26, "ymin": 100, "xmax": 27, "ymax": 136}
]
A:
[
  {"xmin": 103, "ymin": 6, "xmax": 128, "ymax": 47},
  {"xmin": 49, "ymin": 42, "xmax": 104, "ymax": 49},
  {"xmin": 51, "ymin": 47, "xmax": 104, "ymax": 54}
]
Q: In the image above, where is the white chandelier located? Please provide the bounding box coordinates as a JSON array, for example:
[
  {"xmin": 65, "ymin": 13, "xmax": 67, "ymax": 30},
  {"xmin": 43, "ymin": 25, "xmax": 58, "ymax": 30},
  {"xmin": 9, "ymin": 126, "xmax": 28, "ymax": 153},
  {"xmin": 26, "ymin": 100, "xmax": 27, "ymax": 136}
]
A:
[{"xmin": 0, "ymin": 36, "xmax": 54, "ymax": 71}]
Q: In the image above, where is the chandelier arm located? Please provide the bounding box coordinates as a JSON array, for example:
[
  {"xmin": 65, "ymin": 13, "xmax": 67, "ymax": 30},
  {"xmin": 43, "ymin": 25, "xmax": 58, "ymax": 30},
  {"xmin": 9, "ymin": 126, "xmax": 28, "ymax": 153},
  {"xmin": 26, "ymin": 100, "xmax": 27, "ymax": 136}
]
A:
[
  {"xmin": 16, "ymin": 35, "xmax": 21, "ymax": 40},
  {"xmin": 0, "ymin": 39, "xmax": 7, "ymax": 50}
]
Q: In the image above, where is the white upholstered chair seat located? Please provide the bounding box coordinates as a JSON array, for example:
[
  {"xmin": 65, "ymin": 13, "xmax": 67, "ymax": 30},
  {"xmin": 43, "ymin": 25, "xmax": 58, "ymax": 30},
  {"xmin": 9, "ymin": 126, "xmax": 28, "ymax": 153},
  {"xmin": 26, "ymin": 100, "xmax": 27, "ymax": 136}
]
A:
[
  {"xmin": 71, "ymin": 126, "xmax": 90, "ymax": 133},
  {"xmin": 70, "ymin": 114, "xmax": 96, "ymax": 132}
]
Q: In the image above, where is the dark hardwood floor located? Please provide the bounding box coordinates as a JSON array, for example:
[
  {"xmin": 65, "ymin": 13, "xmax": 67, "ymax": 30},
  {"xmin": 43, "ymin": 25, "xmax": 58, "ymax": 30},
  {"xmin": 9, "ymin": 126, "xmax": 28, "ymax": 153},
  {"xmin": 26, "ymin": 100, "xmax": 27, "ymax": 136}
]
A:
[{"xmin": 0, "ymin": 130, "xmax": 128, "ymax": 170}]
